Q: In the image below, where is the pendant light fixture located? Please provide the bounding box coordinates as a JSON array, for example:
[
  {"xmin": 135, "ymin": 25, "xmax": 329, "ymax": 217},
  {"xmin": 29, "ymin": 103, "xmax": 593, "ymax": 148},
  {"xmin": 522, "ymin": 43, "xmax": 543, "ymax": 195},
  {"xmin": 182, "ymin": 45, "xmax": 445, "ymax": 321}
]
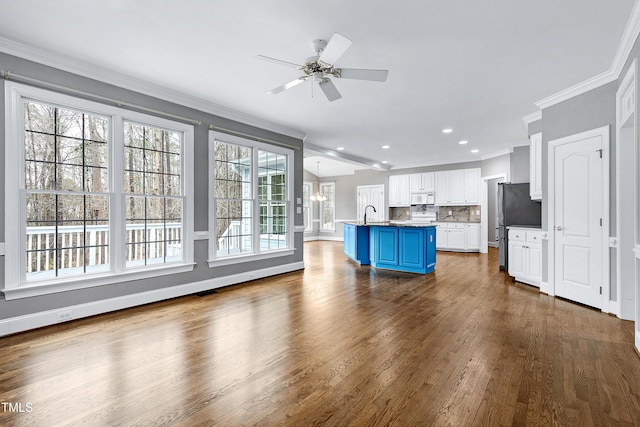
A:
[{"xmin": 310, "ymin": 161, "xmax": 327, "ymax": 202}]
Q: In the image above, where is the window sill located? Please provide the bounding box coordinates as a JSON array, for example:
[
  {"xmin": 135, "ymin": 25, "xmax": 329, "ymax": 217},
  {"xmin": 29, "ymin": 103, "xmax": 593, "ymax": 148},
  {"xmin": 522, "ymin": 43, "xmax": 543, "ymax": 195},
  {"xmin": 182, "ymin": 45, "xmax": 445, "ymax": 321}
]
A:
[
  {"xmin": 208, "ymin": 248, "xmax": 295, "ymax": 267},
  {"xmin": 1, "ymin": 262, "xmax": 196, "ymax": 300}
]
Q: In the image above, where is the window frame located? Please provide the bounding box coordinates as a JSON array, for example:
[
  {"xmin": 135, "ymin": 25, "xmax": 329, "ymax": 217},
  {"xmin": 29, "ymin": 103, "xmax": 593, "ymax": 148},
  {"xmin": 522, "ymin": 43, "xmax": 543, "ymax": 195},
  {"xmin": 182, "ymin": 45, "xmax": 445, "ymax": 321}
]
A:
[
  {"xmin": 319, "ymin": 181, "xmax": 336, "ymax": 232},
  {"xmin": 3, "ymin": 82, "xmax": 195, "ymax": 300},
  {"xmin": 208, "ymin": 131, "xmax": 294, "ymax": 267}
]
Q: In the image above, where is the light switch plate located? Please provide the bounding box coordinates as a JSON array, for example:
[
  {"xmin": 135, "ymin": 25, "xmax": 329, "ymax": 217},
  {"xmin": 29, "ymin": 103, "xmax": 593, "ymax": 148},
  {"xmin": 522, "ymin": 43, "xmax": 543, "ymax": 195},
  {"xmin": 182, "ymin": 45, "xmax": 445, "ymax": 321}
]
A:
[
  {"xmin": 297, "ymin": 198, "xmax": 302, "ymax": 205},
  {"xmin": 296, "ymin": 207, "xmax": 302, "ymax": 214}
]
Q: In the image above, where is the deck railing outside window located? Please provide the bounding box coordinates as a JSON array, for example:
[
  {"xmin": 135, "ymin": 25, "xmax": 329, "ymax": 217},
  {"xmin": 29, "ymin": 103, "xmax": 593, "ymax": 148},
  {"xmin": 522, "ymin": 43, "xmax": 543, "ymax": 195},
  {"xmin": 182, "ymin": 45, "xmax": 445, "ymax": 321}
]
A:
[{"xmin": 26, "ymin": 222, "xmax": 182, "ymax": 278}]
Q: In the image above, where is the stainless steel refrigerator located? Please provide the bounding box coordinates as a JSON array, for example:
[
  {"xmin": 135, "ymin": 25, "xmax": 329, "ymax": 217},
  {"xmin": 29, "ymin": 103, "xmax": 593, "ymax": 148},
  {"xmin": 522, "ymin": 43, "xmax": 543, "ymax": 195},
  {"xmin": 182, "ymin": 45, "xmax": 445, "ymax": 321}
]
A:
[{"xmin": 498, "ymin": 183, "xmax": 542, "ymax": 271}]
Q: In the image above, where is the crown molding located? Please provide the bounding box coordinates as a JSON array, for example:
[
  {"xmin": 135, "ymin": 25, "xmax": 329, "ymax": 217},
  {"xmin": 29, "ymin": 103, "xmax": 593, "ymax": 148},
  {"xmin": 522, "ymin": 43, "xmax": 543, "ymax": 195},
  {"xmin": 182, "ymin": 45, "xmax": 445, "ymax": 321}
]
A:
[
  {"xmin": 535, "ymin": 0, "xmax": 640, "ymax": 110},
  {"xmin": 0, "ymin": 36, "xmax": 306, "ymax": 140},
  {"xmin": 522, "ymin": 110, "xmax": 542, "ymax": 125},
  {"xmin": 480, "ymin": 147, "xmax": 514, "ymax": 160},
  {"xmin": 534, "ymin": 70, "xmax": 617, "ymax": 110},
  {"xmin": 611, "ymin": 0, "xmax": 640, "ymax": 78}
]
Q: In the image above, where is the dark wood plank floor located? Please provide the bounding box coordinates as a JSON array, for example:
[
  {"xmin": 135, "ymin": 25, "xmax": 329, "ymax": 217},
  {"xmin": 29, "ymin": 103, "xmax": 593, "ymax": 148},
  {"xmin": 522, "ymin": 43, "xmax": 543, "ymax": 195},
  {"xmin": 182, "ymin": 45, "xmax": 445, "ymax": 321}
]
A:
[{"xmin": 1, "ymin": 242, "xmax": 639, "ymax": 426}]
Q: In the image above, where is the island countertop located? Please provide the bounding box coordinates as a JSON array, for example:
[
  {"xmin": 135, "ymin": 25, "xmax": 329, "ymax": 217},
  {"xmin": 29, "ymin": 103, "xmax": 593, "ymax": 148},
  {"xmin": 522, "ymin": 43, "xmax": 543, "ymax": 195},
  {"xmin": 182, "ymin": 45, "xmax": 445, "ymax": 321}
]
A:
[{"xmin": 342, "ymin": 221, "xmax": 436, "ymax": 227}]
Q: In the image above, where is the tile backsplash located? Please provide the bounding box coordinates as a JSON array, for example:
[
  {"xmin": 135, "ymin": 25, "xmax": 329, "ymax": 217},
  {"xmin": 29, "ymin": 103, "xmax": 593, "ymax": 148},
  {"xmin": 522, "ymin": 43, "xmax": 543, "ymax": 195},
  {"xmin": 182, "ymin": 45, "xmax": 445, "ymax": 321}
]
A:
[
  {"xmin": 437, "ymin": 205, "xmax": 481, "ymax": 222},
  {"xmin": 390, "ymin": 205, "xmax": 481, "ymax": 222}
]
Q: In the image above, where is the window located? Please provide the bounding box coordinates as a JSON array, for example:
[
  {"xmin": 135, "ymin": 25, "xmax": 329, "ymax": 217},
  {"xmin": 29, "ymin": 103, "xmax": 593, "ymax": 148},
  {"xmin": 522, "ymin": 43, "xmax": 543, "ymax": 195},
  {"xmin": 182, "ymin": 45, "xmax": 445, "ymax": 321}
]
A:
[
  {"xmin": 320, "ymin": 182, "xmax": 335, "ymax": 231},
  {"xmin": 209, "ymin": 131, "xmax": 294, "ymax": 265},
  {"xmin": 303, "ymin": 182, "xmax": 312, "ymax": 232},
  {"xmin": 4, "ymin": 82, "xmax": 194, "ymax": 299},
  {"xmin": 123, "ymin": 122, "xmax": 184, "ymax": 266}
]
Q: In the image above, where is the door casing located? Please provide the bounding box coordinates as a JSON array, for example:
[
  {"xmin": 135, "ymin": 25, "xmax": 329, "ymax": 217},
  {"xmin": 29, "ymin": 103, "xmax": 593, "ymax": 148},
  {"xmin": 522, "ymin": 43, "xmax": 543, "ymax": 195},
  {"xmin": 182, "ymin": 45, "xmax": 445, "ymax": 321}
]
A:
[{"xmin": 547, "ymin": 126, "xmax": 610, "ymax": 312}]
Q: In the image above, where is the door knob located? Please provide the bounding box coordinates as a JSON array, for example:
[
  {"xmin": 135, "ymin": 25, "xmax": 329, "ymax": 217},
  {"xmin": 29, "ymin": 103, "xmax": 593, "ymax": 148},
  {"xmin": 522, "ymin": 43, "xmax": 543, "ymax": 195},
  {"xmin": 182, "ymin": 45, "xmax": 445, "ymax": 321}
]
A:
[{"xmin": 554, "ymin": 226, "xmax": 563, "ymax": 231}]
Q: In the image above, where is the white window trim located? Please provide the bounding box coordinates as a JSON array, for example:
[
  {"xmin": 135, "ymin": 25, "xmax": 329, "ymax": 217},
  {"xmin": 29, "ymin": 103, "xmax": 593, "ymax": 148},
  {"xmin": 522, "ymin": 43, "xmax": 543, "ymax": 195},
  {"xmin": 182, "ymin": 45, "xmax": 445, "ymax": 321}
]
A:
[
  {"xmin": 3, "ymin": 82, "xmax": 195, "ymax": 300},
  {"xmin": 319, "ymin": 181, "xmax": 336, "ymax": 232},
  {"xmin": 207, "ymin": 131, "xmax": 294, "ymax": 266}
]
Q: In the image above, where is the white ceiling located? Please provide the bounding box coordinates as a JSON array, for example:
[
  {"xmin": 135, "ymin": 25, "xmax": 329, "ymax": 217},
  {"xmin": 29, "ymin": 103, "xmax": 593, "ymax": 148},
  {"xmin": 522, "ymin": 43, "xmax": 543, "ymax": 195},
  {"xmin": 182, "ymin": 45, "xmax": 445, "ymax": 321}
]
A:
[
  {"xmin": 0, "ymin": 1, "xmax": 635, "ymax": 175},
  {"xmin": 304, "ymin": 155, "xmax": 368, "ymax": 178}
]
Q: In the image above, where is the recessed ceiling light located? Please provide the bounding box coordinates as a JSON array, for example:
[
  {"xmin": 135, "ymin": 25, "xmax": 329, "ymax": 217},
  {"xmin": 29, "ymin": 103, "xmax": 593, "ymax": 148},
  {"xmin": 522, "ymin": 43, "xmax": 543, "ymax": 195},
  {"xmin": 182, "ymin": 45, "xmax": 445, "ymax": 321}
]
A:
[
  {"xmin": 471, "ymin": 149, "xmax": 479, "ymax": 153},
  {"xmin": 382, "ymin": 145, "xmax": 390, "ymax": 149},
  {"xmin": 336, "ymin": 147, "xmax": 345, "ymax": 151},
  {"xmin": 381, "ymin": 160, "xmax": 388, "ymax": 164},
  {"xmin": 458, "ymin": 140, "xmax": 468, "ymax": 145},
  {"xmin": 442, "ymin": 128, "xmax": 453, "ymax": 134}
]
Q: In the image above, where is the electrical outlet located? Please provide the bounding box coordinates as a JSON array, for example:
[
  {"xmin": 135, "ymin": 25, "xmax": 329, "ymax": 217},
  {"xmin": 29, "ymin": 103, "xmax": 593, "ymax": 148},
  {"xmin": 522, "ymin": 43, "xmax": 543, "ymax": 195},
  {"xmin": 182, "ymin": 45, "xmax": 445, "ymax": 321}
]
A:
[
  {"xmin": 57, "ymin": 310, "xmax": 72, "ymax": 321},
  {"xmin": 448, "ymin": 210, "xmax": 452, "ymax": 216}
]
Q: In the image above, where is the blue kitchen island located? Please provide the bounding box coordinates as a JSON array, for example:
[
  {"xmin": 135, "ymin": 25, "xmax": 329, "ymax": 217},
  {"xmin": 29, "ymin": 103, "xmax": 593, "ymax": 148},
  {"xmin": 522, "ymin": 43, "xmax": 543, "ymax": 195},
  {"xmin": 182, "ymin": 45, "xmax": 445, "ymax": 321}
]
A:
[{"xmin": 343, "ymin": 222, "xmax": 436, "ymax": 274}]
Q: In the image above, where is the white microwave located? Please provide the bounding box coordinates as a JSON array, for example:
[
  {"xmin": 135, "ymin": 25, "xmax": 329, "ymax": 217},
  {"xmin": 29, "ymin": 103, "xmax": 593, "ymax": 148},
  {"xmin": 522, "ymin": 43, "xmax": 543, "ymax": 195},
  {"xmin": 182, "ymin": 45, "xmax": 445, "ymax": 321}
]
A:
[{"xmin": 410, "ymin": 192, "xmax": 435, "ymax": 205}]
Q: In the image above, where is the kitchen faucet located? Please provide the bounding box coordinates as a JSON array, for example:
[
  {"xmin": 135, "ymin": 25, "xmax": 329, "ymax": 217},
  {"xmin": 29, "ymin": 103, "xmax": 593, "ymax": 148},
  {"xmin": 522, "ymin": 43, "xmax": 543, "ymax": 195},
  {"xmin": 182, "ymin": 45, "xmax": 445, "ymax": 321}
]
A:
[{"xmin": 364, "ymin": 205, "xmax": 377, "ymax": 224}]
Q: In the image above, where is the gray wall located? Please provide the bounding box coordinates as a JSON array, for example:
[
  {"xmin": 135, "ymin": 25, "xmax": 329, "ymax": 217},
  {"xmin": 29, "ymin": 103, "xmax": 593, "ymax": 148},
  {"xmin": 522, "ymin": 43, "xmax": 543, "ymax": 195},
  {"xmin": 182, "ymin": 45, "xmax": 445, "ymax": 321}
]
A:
[
  {"xmin": 528, "ymin": 119, "xmax": 543, "ymax": 136},
  {"xmin": 510, "ymin": 146, "xmax": 530, "ymax": 183},
  {"xmin": 482, "ymin": 154, "xmax": 510, "ymax": 179},
  {"xmin": 539, "ymin": 81, "xmax": 617, "ymax": 291},
  {"xmin": 0, "ymin": 52, "xmax": 304, "ymax": 320},
  {"xmin": 533, "ymin": 31, "xmax": 640, "ymax": 307}
]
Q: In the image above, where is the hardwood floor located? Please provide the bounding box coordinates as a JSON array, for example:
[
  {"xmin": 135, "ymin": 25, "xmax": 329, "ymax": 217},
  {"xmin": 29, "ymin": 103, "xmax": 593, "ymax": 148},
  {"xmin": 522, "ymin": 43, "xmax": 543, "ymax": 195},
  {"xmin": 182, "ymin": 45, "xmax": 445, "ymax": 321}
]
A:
[{"xmin": 1, "ymin": 241, "xmax": 639, "ymax": 426}]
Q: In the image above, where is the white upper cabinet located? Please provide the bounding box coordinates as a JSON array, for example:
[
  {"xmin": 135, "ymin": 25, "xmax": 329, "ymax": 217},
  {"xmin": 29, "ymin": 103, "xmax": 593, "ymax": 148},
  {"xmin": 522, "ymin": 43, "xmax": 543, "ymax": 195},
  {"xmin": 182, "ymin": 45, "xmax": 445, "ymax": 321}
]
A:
[
  {"xmin": 449, "ymin": 170, "xmax": 465, "ymax": 203},
  {"xmin": 529, "ymin": 132, "xmax": 542, "ymax": 200},
  {"xmin": 435, "ymin": 171, "xmax": 450, "ymax": 205},
  {"xmin": 409, "ymin": 172, "xmax": 435, "ymax": 193},
  {"xmin": 463, "ymin": 168, "xmax": 480, "ymax": 204},
  {"xmin": 435, "ymin": 168, "xmax": 480, "ymax": 205},
  {"xmin": 389, "ymin": 174, "xmax": 410, "ymax": 207}
]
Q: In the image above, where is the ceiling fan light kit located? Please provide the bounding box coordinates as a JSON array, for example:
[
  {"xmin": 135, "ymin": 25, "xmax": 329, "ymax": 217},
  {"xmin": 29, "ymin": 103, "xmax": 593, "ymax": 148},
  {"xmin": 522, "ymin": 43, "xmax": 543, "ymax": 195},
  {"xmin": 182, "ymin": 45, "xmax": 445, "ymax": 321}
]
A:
[{"xmin": 260, "ymin": 32, "xmax": 389, "ymax": 102}]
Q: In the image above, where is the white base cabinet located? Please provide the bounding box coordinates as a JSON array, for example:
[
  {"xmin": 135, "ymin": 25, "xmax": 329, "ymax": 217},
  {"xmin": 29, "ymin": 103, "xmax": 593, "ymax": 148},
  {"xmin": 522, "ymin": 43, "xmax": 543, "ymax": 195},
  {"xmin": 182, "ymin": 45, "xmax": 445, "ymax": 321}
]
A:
[
  {"xmin": 507, "ymin": 227, "xmax": 542, "ymax": 287},
  {"xmin": 434, "ymin": 222, "xmax": 481, "ymax": 252}
]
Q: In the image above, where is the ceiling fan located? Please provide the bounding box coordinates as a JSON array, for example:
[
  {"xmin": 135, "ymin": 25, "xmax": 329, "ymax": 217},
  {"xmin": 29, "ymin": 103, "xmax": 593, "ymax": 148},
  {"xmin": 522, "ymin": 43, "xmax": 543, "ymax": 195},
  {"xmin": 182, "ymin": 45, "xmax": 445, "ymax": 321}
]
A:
[{"xmin": 258, "ymin": 32, "xmax": 389, "ymax": 102}]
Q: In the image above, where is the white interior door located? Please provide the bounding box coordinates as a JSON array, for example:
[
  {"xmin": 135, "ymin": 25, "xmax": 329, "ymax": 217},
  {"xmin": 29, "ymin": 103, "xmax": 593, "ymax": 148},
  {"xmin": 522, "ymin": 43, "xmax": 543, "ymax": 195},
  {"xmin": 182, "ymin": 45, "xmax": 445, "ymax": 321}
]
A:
[
  {"xmin": 357, "ymin": 185, "xmax": 385, "ymax": 222},
  {"xmin": 551, "ymin": 129, "xmax": 605, "ymax": 309}
]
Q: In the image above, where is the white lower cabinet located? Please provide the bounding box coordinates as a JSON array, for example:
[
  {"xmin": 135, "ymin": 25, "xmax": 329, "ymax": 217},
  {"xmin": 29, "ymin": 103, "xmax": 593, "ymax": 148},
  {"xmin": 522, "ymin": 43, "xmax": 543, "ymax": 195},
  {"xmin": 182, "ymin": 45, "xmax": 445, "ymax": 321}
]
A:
[
  {"xmin": 465, "ymin": 223, "xmax": 480, "ymax": 250},
  {"xmin": 507, "ymin": 227, "xmax": 542, "ymax": 287},
  {"xmin": 434, "ymin": 222, "xmax": 480, "ymax": 252}
]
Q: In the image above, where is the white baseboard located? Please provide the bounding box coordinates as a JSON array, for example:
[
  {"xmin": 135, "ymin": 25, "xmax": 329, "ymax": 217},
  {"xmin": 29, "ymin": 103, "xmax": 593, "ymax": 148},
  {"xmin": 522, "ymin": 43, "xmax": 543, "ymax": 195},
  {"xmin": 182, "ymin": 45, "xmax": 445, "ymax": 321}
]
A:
[
  {"xmin": 539, "ymin": 281, "xmax": 550, "ymax": 295},
  {"xmin": 487, "ymin": 242, "xmax": 498, "ymax": 248},
  {"xmin": 0, "ymin": 261, "xmax": 304, "ymax": 337},
  {"xmin": 318, "ymin": 236, "xmax": 344, "ymax": 242},
  {"xmin": 608, "ymin": 300, "xmax": 621, "ymax": 318},
  {"xmin": 304, "ymin": 236, "xmax": 344, "ymax": 242}
]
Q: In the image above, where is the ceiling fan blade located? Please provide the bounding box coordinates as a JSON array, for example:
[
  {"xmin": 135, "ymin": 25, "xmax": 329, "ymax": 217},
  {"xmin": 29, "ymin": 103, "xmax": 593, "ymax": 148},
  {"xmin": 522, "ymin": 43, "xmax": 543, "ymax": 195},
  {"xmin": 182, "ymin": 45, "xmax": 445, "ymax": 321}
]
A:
[
  {"xmin": 339, "ymin": 68, "xmax": 389, "ymax": 82},
  {"xmin": 267, "ymin": 77, "xmax": 308, "ymax": 94},
  {"xmin": 318, "ymin": 32, "xmax": 352, "ymax": 65},
  {"xmin": 257, "ymin": 54, "xmax": 301, "ymax": 69},
  {"xmin": 318, "ymin": 79, "xmax": 342, "ymax": 102}
]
